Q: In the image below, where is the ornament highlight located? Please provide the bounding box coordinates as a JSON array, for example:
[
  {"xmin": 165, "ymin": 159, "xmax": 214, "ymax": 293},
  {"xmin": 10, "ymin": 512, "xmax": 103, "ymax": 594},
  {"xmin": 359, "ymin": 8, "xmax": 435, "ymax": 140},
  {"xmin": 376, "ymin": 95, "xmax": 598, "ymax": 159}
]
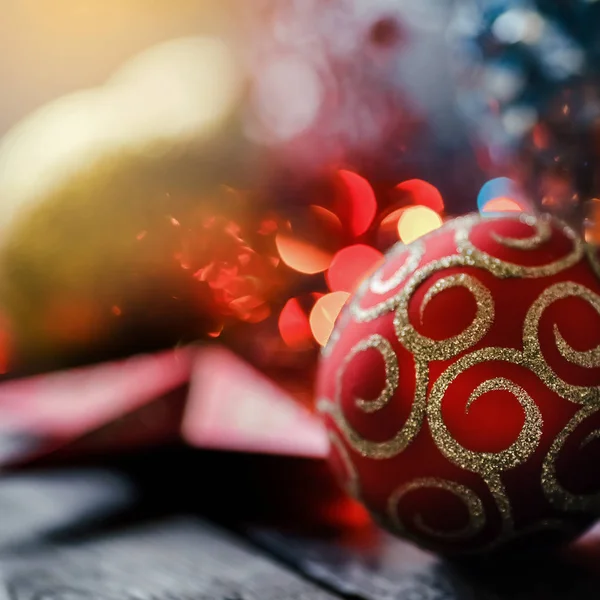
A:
[{"xmin": 317, "ymin": 213, "xmax": 600, "ymax": 554}]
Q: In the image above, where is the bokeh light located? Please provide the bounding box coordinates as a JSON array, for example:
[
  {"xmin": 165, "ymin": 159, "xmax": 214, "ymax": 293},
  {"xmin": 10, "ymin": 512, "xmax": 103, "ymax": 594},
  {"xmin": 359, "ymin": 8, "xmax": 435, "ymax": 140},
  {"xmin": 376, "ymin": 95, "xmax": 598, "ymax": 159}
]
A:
[
  {"xmin": 398, "ymin": 206, "xmax": 443, "ymax": 244},
  {"xmin": 279, "ymin": 297, "xmax": 314, "ymax": 349},
  {"xmin": 335, "ymin": 170, "xmax": 377, "ymax": 236},
  {"xmin": 585, "ymin": 198, "xmax": 600, "ymax": 245},
  {"xmin": 250, "ymin": 55, "xmax": 323, "ymax": 142},
  {"xmin": 395, "ymin": 179, "xmax": 444, "ymax": 213},
  {"xmin": 310, "ymin": 292, "xmax": 350, "ymax": 347},
  {"xmin": 275, "ymin": 235, "xmax": 332, "ymax": 275},
  {"xmin": 0, "ymin": 36, "xmax": 242, "ymax": 230},
  {"xmin": 376, "ymin": 207, "xmax": 407, "ymax": 249},
  {"xmin": 326, "ymin": 245, "xmax": 383, "ymax": 293},
  {"xmin": 482, "ymin": 197, "xmax": 523, "ymax": 214},
  {"xmin": 477, "ymin": 177, "xmax": 524, "ymax": 212},
  {"xmin": 275, "ymin": 206, "xmax": 341, "ymax": 275}
]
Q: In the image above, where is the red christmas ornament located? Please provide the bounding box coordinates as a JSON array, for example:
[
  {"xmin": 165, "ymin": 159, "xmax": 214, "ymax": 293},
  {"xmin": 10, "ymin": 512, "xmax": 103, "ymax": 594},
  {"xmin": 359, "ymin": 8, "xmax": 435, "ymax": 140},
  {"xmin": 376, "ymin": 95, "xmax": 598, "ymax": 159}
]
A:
[{"xmin": 317, "ymin": 213, "xmax": 600, "ymax": 555}]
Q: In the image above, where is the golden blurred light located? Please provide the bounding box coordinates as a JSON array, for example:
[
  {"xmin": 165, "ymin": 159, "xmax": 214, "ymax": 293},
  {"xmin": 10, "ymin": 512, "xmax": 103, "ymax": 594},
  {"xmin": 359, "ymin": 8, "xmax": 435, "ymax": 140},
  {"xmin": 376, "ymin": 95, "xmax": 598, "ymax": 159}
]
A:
[
  {"xmin": 279, "ymin": 297, "xmax": 313, "ymax": 349},
  {"xmin": 275, "ymin": 234, "xmax": 333, "ymax": 275},
  {"xmin": 108, "ymin": 36, "xmax": 241, "ymax": 140},
  {"xmin": 585, "ymin": 227, "xmax": 600, "ymax": 244},
  {"xmin": 336, "ymin": 170, "xmax": 377, "ymax": 236},
  {"xmin": 0, "ymin": 36, "xmax": 242, "ymax": 231},
  {"xmin": 395, "ymin": 179, "xmax": 444, "ymax": 213},
  {"xmin": 482, "ymin": 197, "xmax": 523, "ymax": 213},
  {"xmin": 326, "ymin": 245, "xmax": 383, "ymax": 293},
  {"xmin": 275, "ymin": 205, "xmax": 341, "ymax": 275},
  {"xmin": 310, "ymin": 292, "xmax": 350, "ymax": 347},
  {"xmin": 398, "ymin": 206, "xmax": 443, "ymax": 244}
]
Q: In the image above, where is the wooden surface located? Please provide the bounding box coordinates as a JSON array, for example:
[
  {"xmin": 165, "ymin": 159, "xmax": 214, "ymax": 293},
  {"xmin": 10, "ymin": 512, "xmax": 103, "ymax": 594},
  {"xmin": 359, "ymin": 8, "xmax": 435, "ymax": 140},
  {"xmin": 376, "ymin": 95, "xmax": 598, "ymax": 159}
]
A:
[
  {"xmin": 2, "ymin": 447, "xmax": 600, "ymax": 599},
  {"xmin": 0, "ymin": 518, "xmax": 340, "ymax": 600}
]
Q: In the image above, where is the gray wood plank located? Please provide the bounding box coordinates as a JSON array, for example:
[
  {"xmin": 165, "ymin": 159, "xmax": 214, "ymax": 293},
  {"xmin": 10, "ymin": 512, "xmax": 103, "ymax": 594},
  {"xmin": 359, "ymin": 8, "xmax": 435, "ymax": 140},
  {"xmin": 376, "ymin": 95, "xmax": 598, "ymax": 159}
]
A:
[
  {"xmin": 0, "ymin": 517, "xmax": 340, "ymax": 600},
  {"xmin": 0, "ymin": 469, "xmax": 133, "ymax": 550},
  {"xmin": 251, "ymin": 528, "xmax": 600, "ymax": 600}
]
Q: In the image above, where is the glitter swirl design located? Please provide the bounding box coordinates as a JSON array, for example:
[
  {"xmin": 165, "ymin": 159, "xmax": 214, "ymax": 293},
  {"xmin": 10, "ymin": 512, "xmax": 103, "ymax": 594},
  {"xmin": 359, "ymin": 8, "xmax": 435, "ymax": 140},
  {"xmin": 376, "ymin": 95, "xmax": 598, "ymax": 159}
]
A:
[
  {"xmin": 428, "ymin": 359, "xmax": 543, "ymax": 537},
  {"xmin": 490, "ymin": 213, "xmax": 552, "ymax": 250},
  {"xmin": 349, "ymin": 335, "xmax": 399, "ymax": 413},
  {"xmin": 369, "ymin": 240, "xmax": 425, "ymax": 295},
  {"xmin": 455, "ymin": 213, "xmax": 584, "ymax": 279},
  {"xmin": 317, "ymin": 358, "xmax": 428, "ymax": 460},
  {"xmin": 318, "ymin": 213, "xmax": 600, "ymax": 553},
  {"xmin": 395, "ymin": 272, "xmax": 494, "ymax": 361},
  {"xmin": 387, "ymin": 478, "xmax": 485, "ymax": 541},
  {"xmin": 523, "ymin": 282, "xmax": 600, "ymax": 404}
]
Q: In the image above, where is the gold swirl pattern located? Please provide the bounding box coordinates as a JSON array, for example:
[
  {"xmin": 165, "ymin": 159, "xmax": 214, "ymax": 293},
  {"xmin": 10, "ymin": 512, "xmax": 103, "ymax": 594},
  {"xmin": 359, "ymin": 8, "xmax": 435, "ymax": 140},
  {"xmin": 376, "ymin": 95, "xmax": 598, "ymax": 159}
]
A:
[
  {"xmin": 395, "ymin": 273, "xmax": 494, "ymax": 361},
  {"xmin": 581, "ymin": 429, "xmax": 600, "ymax": 448},
  {"xmin": 491, "ymin": 213, "xmax": 552, "ymax": 250},
  {"xmin": 523, "ymin": 282, "xmax": 600, "ymax": 404},
  {"xmin": 345, "ymin": 335, "xmax": 399, "ymax": 413},
  {"xmin": 351, "ymin": 214, "xmax": 581, "ymax": 324},
  {"xmin": 369, "ymin": 240, "xmax": 425, "ymax": 295},
  {"xmin": 317, "ymin": 358, "xmax": 428, "ymax": 460},
  {"xmin": 554, "ymin": 324, "xmax": 600, "ymax": 370},
  {"xmin": 455, "ymin": 214, "xmax": 583, "ymax": 279},
  {"xmin": 428, "ymin": 354, "xmax": 543, "ymax": 473},
  {"xmin": 387, "ymin": 478, "xmax": 485, "ymax": 541},
  {"xmin": 428, "ymin": 359, "xmax": 542, "ymax": 530},
  {"xmin": 541, "ymin": 405, "xmax": 600, "ymax": 513},
  {"xmin": 555, "ymin": 324, "xmax": 600, "ymax": 369},
  {"xmin": 350, "ymin": 241, "xmax": 431, "ymax": 323},
  {"xmin": 524, "ymin": 282, "xmax": 600, "ymax": 514}
]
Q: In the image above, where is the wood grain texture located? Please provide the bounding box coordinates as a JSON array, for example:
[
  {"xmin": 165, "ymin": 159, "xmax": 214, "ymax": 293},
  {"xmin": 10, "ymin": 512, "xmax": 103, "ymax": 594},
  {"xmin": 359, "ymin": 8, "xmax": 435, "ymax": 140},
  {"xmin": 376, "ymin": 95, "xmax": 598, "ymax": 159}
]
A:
[
  {"xmin": 0, "ymin": 469, "xmax": 133, "ymax": 550},
  {"xmin": 3, "ymin": 454, "xmax": 600, "ymax": 600},
  {"xmin": 0, "ymin": 464, "xmax": 337, "ymax": 599},
  {"xmin": 251, "ymin": 528, "xmax": 600, "ymax": 600},
  {"xmin": 0, "ymin": 518, "xmax": 340, "ymax": 600}
]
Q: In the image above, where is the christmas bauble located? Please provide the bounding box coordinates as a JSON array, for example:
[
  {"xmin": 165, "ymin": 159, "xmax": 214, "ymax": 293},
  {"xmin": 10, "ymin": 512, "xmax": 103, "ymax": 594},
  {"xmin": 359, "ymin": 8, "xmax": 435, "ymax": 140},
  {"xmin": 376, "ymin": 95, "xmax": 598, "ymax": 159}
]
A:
[{"xmin": 317, "ymin": 212, "xmax": 600, "ymax": 554}]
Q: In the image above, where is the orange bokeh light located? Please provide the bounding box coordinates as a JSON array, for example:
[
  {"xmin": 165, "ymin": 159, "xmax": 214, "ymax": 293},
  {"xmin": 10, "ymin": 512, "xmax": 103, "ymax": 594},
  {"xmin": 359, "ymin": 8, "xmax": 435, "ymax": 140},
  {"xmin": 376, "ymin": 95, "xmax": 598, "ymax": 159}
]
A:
[
  {"xmin": 326, "ymin": 244, "xmax": 383, "ymax": 293},
  {"xmin": 279, "ymin": 297, "xmax": 313, "ymax": 349},
  {"xmin": 380, "ymin": 207, "xmax": 407, "ymax": 230},
  {"xmin": 275, "ymin": 205, "xmax": 341, "ymax": 275},
  {"xmin": 376, "ymin": 206, "xmax": 407, "ymax": 249},
  {"xmin": 396, "ymin": 179, "xmax": 444, "ymax": 213},
  {"xmin": 336, "ymin": 170, "xmax": 377, "ymax": 236},
  {"xmin": 398, "ymin": 205, "xmax": 443, "ymax": 244},
  {"xmin": 482, "ymin": 197, "xmax": 523, "ymax": 213},
  {"xmin": 276, "ymin": 234, "xmax": 333, "ymax": 274},
  {"xmin": 310, "ymin": 292, "xmax": 350, "ymax": 347}
]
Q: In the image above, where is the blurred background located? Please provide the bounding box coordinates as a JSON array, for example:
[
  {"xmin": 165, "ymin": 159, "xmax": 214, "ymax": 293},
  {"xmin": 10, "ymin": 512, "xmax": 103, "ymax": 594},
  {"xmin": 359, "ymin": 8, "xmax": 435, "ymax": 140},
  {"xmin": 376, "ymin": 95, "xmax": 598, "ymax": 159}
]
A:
[
  {"xmin": 0, "ymin": 0, "xmax": 484, "ymax": 382},
  {"xmin": 0, "ymin": 1, "xmax": 233, "ymax": 137}
]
